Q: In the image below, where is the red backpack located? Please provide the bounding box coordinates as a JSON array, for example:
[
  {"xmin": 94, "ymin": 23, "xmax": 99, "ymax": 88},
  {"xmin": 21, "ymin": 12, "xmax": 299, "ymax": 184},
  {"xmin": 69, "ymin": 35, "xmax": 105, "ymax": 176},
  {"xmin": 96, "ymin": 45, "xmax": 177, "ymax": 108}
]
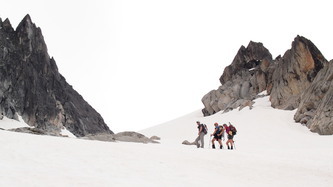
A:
[{"xmin": 229, "ymin": 125, "xmax": 237, "ymax": 135}]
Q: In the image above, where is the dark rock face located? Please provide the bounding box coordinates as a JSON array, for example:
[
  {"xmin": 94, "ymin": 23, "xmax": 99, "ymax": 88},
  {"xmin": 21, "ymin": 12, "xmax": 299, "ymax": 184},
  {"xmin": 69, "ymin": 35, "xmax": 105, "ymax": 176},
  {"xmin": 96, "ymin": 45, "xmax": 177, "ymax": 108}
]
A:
[
  {"xmin": 202, "ymin": 41, "xmax": 273, "ymax": 116},
  {"xmin": 219, "ymin": 41, "xmax": 273, "ymax": 85},
  {"xmin": 269, "ymin": 36, "xmax": 327, "ymax": 110},
  {"xmin": 202, "ymin": 35, "xmax": 333, "ymax": 135},
  {"xmin": 0, "ymin": 15, "xmax": 113, "ymax": 137},
  {"xmin": 294, "ymin": 60, "xmax": 333, "ymax": 135}
]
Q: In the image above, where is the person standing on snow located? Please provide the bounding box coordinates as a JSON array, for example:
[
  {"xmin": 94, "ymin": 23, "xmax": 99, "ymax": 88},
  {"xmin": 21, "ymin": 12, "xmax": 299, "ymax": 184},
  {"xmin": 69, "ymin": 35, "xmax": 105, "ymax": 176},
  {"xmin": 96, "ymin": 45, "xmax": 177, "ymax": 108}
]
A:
[
  {"xmin": 223, "ymin": 123, "xmax": 236, "ymax": 150},
  {"xmin": 211, "ymin": 123, "xmax": 223, "ymax": 149},
  {"xmin": 194, "ymin": 121, "xmax": 206, "ymax": 148}
]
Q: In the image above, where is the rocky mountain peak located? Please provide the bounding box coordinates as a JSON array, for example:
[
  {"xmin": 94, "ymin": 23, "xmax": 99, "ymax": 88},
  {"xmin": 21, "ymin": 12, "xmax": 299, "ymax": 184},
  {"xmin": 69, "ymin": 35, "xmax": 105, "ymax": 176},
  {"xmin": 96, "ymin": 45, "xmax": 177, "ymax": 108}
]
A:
[
  {"xmin": 293, "ymin": 35, "xmax": 326, "ymax": 79},
  {"xmin": 0, "ymin": 15, "xmax": 113, "ymax": 137},
  {"xmin": 270, "ymin": 36, "xmax": 327, "ymax": 110},
  {"xmin": 16, "ymin": 14, "xmax": 48, "ymax": 56},
  {"xmin": 0, "ymin": 18, "xmax": 15, "ymax": 33},
  {"xmin": 219, "ymin": 41, "xmax": 273, "ymax": 85},
  {"xmin": 202, "ymin": 35, "xmax": 333, "ymax": 135}
]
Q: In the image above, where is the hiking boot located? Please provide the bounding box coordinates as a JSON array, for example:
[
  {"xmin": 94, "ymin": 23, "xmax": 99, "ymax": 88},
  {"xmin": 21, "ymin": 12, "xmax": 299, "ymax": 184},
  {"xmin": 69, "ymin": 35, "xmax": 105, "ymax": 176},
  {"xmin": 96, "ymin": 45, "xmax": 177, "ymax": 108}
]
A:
[
  {"xmin": 212, "ymin": 144, "xmax": 215, "ymax": 149},
  {"xmin": 220, "ymin": 145, "xmax": 223, "ymax": 149},
  {"xmin": 231, "ymin": 146, "xmax": 233, "ymax": 150},
  {"xmin": 228, "ymin": 146, "xmax": 230, "ymax": 150}
]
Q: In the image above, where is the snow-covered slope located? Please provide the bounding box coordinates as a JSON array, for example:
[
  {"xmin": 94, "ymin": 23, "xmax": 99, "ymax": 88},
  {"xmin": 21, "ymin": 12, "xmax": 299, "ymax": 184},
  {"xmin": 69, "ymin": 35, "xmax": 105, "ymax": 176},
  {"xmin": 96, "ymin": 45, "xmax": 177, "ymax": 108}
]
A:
[
  {"xmin": 0, "ymin": 116, "xmax": 76, "ymax": 137},
  {"xmin": 0, "ymin": 116, "xmax": 30, "ymax": 130},
  {"xmin": 0, "ymin": 96, "xmax": 332, "ymax": 186}
]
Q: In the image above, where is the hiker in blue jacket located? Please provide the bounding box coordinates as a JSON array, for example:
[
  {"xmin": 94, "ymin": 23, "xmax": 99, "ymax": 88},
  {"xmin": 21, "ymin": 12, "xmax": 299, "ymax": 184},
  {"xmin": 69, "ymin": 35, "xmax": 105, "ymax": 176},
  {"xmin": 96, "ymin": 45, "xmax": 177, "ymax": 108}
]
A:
[{"xmin": 211, "ymin": 123, "xmax": 223, "ymax": 149}]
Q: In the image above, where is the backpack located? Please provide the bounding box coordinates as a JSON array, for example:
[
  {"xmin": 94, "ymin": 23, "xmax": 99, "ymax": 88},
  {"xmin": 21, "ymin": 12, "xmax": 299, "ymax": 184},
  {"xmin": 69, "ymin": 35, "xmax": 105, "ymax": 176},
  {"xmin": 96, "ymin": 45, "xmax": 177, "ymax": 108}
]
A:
[
  {"xmin": 202, "ymin": 124, "xmax": 208, "ymax": 134},
  {"xmin": 229, "ymin": 125, "xmax": 237, "ymax": 135}
]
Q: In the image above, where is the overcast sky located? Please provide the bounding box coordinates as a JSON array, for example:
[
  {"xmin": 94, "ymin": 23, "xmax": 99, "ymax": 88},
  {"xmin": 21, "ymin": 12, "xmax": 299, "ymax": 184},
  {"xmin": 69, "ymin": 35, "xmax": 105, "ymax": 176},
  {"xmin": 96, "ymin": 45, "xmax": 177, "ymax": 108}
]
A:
[{"xmin": 1, "ymin": 0, "xmax": 333, "ymax": 132}]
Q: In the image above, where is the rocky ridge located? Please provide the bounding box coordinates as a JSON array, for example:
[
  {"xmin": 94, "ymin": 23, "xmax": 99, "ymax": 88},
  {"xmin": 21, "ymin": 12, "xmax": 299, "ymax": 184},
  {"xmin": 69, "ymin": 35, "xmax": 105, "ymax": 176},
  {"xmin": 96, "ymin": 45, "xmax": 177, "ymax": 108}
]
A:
[
  {"xmin": 202, "ymin": 35, "xmax": 332, "ymax": 135},
  {"xmin": 0, "ymin": 15, "xmax": 113, "ymax": 137}
]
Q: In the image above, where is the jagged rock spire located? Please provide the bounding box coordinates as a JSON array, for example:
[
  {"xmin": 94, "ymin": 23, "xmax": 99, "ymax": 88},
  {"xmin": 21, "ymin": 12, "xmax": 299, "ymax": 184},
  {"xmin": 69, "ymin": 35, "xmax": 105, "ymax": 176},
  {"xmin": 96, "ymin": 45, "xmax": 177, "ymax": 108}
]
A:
[
  {"xmin": 220, "ymin": 41, "xmax": 273, "ymax": 85},
  {"xmin": 270, "ymin": 35, "xmax": 327, "ymax": 110},
  {"xmin": 0, "ymin": 15, "xmax": 113, "ymax": 136}
]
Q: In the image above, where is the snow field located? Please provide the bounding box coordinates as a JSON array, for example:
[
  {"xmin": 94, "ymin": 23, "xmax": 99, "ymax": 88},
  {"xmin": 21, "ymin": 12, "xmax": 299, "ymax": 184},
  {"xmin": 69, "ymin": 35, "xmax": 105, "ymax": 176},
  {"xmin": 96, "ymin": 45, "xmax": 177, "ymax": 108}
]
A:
[{"xmin": 0, "ymin": 96, "xmax": 332, "ymax": 186}]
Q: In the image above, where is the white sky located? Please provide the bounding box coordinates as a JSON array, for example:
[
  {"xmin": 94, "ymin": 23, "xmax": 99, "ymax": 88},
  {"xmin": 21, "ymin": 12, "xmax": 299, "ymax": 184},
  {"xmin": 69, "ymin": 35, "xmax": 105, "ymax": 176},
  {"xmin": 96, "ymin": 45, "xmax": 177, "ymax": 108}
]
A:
[{"xmin": 1, "ymin": 0, "xmax": 333, "ymax": 132}]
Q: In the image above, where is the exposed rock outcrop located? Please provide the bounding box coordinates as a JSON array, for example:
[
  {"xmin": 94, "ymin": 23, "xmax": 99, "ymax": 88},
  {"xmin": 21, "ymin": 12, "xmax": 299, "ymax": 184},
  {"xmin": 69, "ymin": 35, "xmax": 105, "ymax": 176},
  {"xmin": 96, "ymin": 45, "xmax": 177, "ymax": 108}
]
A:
[
  {"xmin": 202, "ymin": 35, "xmax": 333, "ymax": 135},
  {"xmin": 202, "ymin": 41, "xmax": 273, "ymax": 116},
  {"xmin": 182, "ymin": 140, "xmax": 196, "ymax": 146},
  {"xmin": 8, "ymin": 127, "xmax": 49, "ymax": 136},
  {"xmin": 0, "ymin": 15, "xmax": 113, "ymax": 137},
  {"xmin": 82, "ymin": 131, "xmax": 160, "ymax": 143},
  {"xmin": 269, "ymin": 36, "xmax": 327, "ymax": 110},
  {"xmin": 81, "ymin": 133, "xmax": 116, "ymax": 142},
  {"xmin": 294, "ymin": 60, "xmax": 333, "ymax": 135},
  {"xmin": 114, "ymin": 131, "xmax": 160, "ymax": 143}
]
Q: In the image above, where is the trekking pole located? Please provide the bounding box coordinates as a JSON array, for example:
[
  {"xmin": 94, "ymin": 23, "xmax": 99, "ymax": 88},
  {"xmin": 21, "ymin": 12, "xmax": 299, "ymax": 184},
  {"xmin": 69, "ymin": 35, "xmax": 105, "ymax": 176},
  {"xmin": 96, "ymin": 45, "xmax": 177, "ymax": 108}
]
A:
[
  {"xmin": 233, "ymin": 141, "xmax": 236, "ymax": 150},
  {"xmin": 209, "ymin": 135, "xmax": 212, "ymax": 149}
]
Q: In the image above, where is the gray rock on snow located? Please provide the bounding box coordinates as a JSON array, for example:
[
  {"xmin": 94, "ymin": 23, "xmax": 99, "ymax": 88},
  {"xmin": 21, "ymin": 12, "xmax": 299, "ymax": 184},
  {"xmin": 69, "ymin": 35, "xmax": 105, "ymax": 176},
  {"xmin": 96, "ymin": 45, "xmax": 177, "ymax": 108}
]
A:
[
  {"xmin": 81, "ymin": 133, "xmax": 116, "ymax": 142},
  {"xmin": 8, "ymin": 127, "xmax": 48, "ymax": 135},
  {"xmin": 182, "ymin": 140, "xmax": 196, "ymax": 145},
  {"xmin": 114, "ymin": 131, "xmax": 160, "ymax": 143},
  {"xmin": 81, "ymin": 131, "xmax": 160, "ymax": 143},
  {"xmin": 150, "ymin": 135, "xmax": 161, "ymax": 141}
]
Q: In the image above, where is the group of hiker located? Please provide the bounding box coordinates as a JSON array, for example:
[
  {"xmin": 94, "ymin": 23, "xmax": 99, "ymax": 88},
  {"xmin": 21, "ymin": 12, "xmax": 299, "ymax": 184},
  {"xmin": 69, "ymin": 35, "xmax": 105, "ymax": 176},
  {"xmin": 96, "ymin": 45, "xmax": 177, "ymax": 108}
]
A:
[{"xmin": 195, "ymin": 121, "xmax": 237, "ymax": 150}]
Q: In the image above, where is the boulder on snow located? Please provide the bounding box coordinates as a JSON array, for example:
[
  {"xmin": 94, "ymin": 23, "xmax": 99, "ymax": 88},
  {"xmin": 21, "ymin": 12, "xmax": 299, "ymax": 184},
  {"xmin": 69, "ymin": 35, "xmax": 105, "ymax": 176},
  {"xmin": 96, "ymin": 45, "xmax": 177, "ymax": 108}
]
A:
[
  {"xmin": 182, "ymin": 140, "xmax": 196, "ymax": 145},
  {"xmin": 150, "ymin": 135, "xmax": 161, "ymax": 141},
  {"xmin": 81, "ymin": 133, "xmax": 116, "ymax": 142},
  {"xmin": 81, "ymin": 131, "xmax": 160, "ymax": 143},
  {"xmin": 114, "ymin": 131, "xmax": 160, "ymax": 144},
  {"xmin": 8, "ymin": 127, "xmax": 48, "ymax": 135}
]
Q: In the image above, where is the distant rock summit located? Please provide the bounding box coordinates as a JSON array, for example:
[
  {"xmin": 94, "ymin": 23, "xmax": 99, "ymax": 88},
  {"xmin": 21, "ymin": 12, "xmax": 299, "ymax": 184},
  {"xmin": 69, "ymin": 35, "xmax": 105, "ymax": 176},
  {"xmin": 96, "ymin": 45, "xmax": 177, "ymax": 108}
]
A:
[
  {"xmin": 202, "ymin": 35, "xmax": 333, "ymax": 135},
  {"xmin": 0, "ymin": 15, "xmax": 113, "ymax": 136}
]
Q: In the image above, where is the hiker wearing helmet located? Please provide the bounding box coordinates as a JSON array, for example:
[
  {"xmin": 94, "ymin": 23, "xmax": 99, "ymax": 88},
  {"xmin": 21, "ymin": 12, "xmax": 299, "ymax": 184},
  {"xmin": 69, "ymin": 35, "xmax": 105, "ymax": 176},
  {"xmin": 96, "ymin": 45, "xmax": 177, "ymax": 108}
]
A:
[
  {"xmin": 194, "ymin": 121, "xmax": 206, "ymax": 148},
  {"xmin": 223, "ymin": 123, "xmax": 237, "ymax": 150},
  {"xmin": 211, "ymin": 123, "xmax": 223, "ymax": 149}
]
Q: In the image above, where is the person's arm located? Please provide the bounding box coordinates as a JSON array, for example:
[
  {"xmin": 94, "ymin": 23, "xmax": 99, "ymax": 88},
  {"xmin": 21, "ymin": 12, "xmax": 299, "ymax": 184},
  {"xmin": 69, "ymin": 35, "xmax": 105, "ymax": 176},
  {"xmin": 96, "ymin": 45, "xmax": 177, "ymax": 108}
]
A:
[
  {"xmin": 222, "ymin": 127, "xmax": 226, "ymax": 137},
  {"xmin": 211, "ymin": 128, "xmax": 217, "ymax": 136}
]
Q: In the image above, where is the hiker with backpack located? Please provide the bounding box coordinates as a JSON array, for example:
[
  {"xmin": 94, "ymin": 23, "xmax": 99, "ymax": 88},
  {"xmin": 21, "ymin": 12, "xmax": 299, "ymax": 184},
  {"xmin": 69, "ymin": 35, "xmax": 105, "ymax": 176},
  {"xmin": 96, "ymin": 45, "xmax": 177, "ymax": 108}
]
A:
[
  {"xmin": 194, "ymin": 121, "xmax": 207, "ymax": 148},
  {"xmin": 211, "ymin": 123, "xmax": 223, "ymax": 149},
  {"xmin": 223, "ymin": 122, "xmax": 237, "ymax": 150}
]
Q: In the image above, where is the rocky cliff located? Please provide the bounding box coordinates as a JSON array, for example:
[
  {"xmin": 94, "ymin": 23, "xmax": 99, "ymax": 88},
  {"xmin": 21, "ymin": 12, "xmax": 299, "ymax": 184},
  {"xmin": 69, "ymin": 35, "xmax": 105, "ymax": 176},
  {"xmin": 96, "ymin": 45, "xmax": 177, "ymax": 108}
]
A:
[
  {"xmin": 269, "ymin": 36, "xmax": 327, "ymax": 110},
  {"xmin": 294, "ymin": 59, "xmax": 333, "ymax": 135},
  {"xmin": 202, "ymin": 35, "xmax": 333, "ymax": 135},
  {"xmin": 202, "ymin": 41, "xmax": 274, "ymax": 116},
  {"xmin": 0, "ymin": 15, "xmax": 113, "ymax": 137}
]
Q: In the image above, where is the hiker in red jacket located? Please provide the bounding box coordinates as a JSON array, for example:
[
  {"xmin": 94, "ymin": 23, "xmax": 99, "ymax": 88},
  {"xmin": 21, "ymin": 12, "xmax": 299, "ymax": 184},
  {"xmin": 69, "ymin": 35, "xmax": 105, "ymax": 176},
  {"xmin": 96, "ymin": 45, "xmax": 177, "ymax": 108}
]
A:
[{"xmin": 223, "ymin": 123, "xmax": 236, "ymax": 150}]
